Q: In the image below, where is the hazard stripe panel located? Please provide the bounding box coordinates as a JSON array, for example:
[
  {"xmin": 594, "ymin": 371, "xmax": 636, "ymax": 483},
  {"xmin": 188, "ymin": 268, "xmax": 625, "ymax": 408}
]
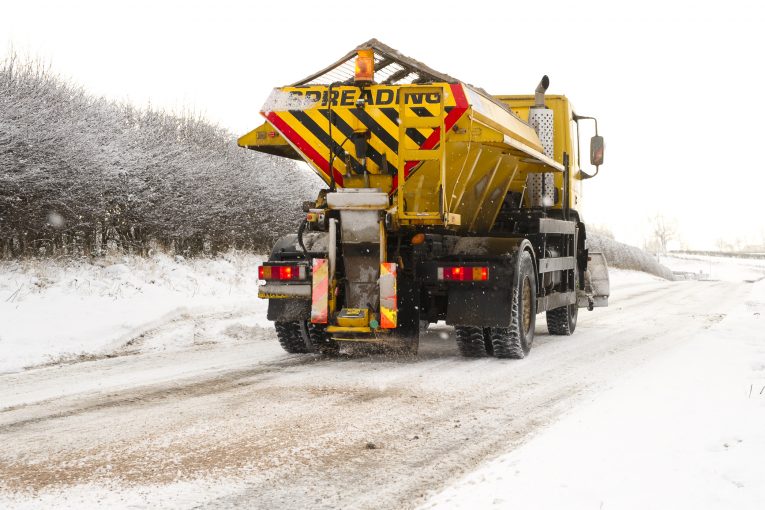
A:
[
  {"xmin": 265, "ymin": 112, "xmax": 345, "ymax": 187},
  {"xmin": 311, "ymin": 258, "xmax": 329, "ymax": 324},
  {"xmin": 263, "ymin": 84, "xmax": 468, "ymax": 187},
  {"xmin": 379, "ymin": 262, "xmax": 397, "ymax": 329}
]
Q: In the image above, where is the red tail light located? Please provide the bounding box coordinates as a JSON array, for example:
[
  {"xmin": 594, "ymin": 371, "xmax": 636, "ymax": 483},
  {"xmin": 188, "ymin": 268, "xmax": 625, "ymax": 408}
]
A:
[
  {"xmin": 438, "ymin": 266, "xmax": 489, "ymax": 282},
  {"xmin": 259, "ymin": 264, "xmax": 307, "ymax": 281}
]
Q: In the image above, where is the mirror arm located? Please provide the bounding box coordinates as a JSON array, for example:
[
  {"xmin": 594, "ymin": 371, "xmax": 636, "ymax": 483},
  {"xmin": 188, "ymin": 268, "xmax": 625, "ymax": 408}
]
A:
[
  {"xmin": 573, "ymin": 113, "xmax": 599, "ymax": 136},
  {"xmin": 573, "ymin": 113, "xmax": 602, "ymax": 178},
  {"xmin": 574, "ymin": 116, "xmax": 582, "ymax": 171},
  {"xmin": 576, "ymin": 166, "xmax": 599, "ymax": 180}
]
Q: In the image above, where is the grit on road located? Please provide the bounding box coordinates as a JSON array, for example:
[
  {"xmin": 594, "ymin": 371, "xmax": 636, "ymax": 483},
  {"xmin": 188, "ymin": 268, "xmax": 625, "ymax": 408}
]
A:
[{"xmin": 0, "ymin": 274, "xmax": 751, "ymax": 509}]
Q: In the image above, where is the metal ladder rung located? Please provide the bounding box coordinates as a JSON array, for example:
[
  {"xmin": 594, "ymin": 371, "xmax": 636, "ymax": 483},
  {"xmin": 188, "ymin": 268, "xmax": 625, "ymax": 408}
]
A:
[
  {"xmin": 397, "ymin": 86, "xmax": 447, "ymax": 223},
  {"xmin": 401, "ymin": 117, "xmax": 442, "ymax": 129},
  {"xmin": 402, "ymin": 149, "xmax": 441, "ymax": 161}
]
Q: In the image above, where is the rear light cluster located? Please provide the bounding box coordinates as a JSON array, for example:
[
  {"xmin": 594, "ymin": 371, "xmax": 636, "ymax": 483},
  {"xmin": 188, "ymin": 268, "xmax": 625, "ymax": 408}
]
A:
[
  {"xmin": 258, "ymin": 264, "xmax": 307, "ymax": 281},
  {"xmin": 437, "ymin": 266, "xmax": 489, "ymax": 282}
]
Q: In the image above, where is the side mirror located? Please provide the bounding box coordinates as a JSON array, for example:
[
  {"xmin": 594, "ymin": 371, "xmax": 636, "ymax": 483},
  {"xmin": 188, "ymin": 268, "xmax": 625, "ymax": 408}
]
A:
[
  {"xmin": 590, "ymin": 135, "xmax": 604, "ymax": 167},
  {"xmin": 590, "ymin": 136, "xmax": 605, "ymax": 167}
]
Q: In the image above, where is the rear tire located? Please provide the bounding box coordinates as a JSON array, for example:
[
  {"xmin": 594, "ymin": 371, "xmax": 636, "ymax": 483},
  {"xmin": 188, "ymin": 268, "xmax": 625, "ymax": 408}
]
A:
[
  {"xmin": 546, "ymin": 303, "xmax": 578, "ymax": 335},
  {"xmin": 394, "ymin": 322, "xmax": 420, "ymax": 355},
  {"xmin": 275, "ymin": 321, "xmax": 313, "ymax": 354},
  {"xmin": 455, "ymin": 326, "xmax": 490, "ymax": 357},
  {"xmin": 491, "ymin": 251, "xmax": 537, "ymax": 359},
  {"xmin": 395, "ymin": 273, "xmax": 420, "ymax": 355}
]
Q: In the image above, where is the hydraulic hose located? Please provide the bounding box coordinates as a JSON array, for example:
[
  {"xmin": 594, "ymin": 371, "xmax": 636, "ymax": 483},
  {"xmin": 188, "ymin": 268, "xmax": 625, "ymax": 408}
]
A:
[{"xmin": 297, "ymin": 218, "xmax": 309, "ymax": 259}]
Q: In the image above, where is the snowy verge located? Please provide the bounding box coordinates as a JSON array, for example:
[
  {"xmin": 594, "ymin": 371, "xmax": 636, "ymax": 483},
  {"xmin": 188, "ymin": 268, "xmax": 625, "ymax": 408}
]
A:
[
  {"xmin": 0, "ymin": 253, "xmax": 268, "ymax": 374},
  {"xmin": 422, "ymin": 274, "xmax": 765, "ymax": 509}
]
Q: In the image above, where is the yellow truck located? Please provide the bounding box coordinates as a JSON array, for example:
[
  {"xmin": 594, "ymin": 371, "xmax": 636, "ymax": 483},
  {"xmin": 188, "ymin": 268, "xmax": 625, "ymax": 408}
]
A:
[{"xmin": 239, "ymin": 39, "xmax": 609, "ymax": 358}]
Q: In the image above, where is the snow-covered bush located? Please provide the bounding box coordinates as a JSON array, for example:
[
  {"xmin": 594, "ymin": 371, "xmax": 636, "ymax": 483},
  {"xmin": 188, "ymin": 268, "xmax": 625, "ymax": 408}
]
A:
[{"xmin": 0, "ymin": 53, "xmax": 322, "ymax": 258}]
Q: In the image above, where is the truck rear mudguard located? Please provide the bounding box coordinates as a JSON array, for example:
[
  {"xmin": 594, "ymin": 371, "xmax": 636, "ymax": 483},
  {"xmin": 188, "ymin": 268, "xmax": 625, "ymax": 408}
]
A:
[{"xmin": 416, "ymin": 235, "xmax": 534, "ymax": 328}]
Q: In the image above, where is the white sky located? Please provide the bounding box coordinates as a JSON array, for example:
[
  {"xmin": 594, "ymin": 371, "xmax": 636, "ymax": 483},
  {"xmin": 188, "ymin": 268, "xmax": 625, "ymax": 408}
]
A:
[{"xmin": 2, "ymin": 0, "xmax": 764, "ymax": 249}]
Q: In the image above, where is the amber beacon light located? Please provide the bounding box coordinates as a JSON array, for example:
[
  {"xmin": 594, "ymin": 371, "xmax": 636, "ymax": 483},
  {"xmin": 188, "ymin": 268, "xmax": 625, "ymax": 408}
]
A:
[{"xmin": 354, "ymin": 49, "xmax": 374, "ymax": 83}]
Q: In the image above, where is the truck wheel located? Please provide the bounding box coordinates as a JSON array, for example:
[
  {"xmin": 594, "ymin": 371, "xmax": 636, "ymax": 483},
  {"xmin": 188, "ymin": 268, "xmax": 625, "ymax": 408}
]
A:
[
  {"xmin": 394, "ymin": 274, "xmax": 420, "ymax": 355},
  {"xmin": 455, "ymin": 326, "xmax": 490, "ymax": 357},
  {"xmin": 546, "ymin": 303, "xmax": 577, "ymax": 335},
  {"xmin": 307, "ymin": 323, "xmax": 340, "ymax": 356},
  {"xmin": 491, "ymin": 251, "xmax": 537, "ymax": 359},
  {"xmin": 394, "ymin": 321, "xmax": 420, "ymax": 355},
  {"xmin": 274, "ymin": 321, "xmax": 313, "ymax": 354}
]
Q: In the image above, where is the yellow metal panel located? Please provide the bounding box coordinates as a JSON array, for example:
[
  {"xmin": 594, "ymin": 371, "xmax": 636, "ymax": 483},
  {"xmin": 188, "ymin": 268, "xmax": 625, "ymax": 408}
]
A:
[
  {"xmin": 402, "ymin": 149, "xmax": 440, "ymax": 161},
  {"xmin": 326, "ymin": 325, "xmax": 373, "ymax": 333},
  {"xmin": 238, "ymin": 122, "xmax": 284, "ymax": 147},
  {"xmin": 258, "ymin": 292, "xmax": 293, "ymax": 299},
  {"xmin": 336, "ymin": 308, "xmax": 370, "ymax": 327},
  {"xmin": 404, "ymin": 117, "xmax": 442, "ymax": 129}
]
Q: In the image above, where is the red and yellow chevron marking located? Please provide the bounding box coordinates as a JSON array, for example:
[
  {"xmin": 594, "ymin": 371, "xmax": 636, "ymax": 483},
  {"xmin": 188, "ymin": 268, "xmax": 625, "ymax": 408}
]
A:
[
  {"xmin": 379, "ymin": 262, "xmax": 397, "ymax": 329},
  {"xmin": 262, "ymin": 83, "xmax": 468, "ymax": 191},
  {"xmin": 310, "ymin": 258, "xmax": 329, "ymax": 324}
]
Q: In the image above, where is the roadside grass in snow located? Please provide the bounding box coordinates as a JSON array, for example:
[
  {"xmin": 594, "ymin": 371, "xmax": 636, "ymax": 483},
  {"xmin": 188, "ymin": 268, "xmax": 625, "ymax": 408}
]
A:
[
  {"xmin": 1, "ymin": 234, "xmax": 679, "ymax": 374},
  {"xmin": 0, "ymin": 252, "xmax": 268, "ymax": 373}
]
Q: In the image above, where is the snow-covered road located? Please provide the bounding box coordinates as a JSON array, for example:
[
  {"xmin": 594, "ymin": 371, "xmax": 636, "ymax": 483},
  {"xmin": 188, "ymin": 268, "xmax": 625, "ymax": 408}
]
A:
[{"xmin": 0, "ymin": 267, "xmax": 757, "ymax": 509}]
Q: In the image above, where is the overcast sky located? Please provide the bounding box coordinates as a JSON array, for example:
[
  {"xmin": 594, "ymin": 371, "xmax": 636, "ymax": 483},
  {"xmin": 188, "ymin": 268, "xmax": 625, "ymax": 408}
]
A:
[{"xmin": 2, "ymin": 0, "xmax": 764, "ymax": 249}]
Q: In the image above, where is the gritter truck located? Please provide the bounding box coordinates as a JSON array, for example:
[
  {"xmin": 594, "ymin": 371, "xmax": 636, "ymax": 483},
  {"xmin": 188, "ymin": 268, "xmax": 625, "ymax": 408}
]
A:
[{"xmin": 238, "ymin": 39, "xmax": 610, "ymax": 358}]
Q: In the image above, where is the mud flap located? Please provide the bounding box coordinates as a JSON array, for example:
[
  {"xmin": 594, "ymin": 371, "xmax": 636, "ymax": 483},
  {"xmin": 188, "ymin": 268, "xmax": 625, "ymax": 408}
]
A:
[
  {"xmin": 267, "ymin": 300, "xmax": 310, "ymax": 322},
  {"xmin": 578, "ymin": 252, "xmax": 609, "ymax": 309},
  {"xmin": 446, "ymin": 288, "xmax": 511, "ymax": 327}
]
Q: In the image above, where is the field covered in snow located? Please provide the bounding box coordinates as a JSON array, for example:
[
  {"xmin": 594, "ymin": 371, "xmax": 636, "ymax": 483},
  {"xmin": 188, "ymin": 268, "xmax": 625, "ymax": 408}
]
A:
[{"xmin": 0, "ymin": 253, "xmax": 268, "ymax": 374}]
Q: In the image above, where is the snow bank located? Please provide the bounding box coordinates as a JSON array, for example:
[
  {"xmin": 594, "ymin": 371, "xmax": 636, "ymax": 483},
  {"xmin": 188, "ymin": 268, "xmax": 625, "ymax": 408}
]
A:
[
  {"xmin": 0, "ymin": 253, "xmax": 268, "ymax": 374},
  {"xmin": 589, "ymin": 234, "xmax": 675, "ymax": 280},
  {"xmin": 423, "ymin": 273, "xmax": 765, "ymax": 509},
  {"xmin": 662, "ymin": 253, "xmax": 765, "ymax": 283}
]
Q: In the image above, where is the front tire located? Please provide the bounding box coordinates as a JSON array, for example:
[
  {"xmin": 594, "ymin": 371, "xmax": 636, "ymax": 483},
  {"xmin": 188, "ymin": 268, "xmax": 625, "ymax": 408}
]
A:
[
  {"xmin": 547, "ymin": 303, "xmax": 578, "ymax": 335},
  {"xmin": 491, "ymin": 251, "xmax": 537, "ymax": 359}
]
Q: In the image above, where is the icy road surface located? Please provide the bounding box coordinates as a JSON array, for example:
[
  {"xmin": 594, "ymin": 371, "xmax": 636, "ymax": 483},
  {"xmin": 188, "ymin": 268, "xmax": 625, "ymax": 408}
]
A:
[{"xmin": 0, "ymin": 270, "xmax": 757, "ymax": 508}]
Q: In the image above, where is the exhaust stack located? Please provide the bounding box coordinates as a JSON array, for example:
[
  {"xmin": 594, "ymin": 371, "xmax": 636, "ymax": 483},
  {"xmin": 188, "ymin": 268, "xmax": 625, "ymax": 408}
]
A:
[
  {"xmin": 534, "ymin": 75, "xmax": 550, "ymax": 108},
  {"xmin": 528, "ymin": 75, "xmax": 554, "ymax": 208}
]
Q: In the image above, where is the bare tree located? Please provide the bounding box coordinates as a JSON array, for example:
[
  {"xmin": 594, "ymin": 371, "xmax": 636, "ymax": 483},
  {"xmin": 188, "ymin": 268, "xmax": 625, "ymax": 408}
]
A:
[{"xmin": 648, "ymin": 214, "xmax": 677, "ymax": 255}]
